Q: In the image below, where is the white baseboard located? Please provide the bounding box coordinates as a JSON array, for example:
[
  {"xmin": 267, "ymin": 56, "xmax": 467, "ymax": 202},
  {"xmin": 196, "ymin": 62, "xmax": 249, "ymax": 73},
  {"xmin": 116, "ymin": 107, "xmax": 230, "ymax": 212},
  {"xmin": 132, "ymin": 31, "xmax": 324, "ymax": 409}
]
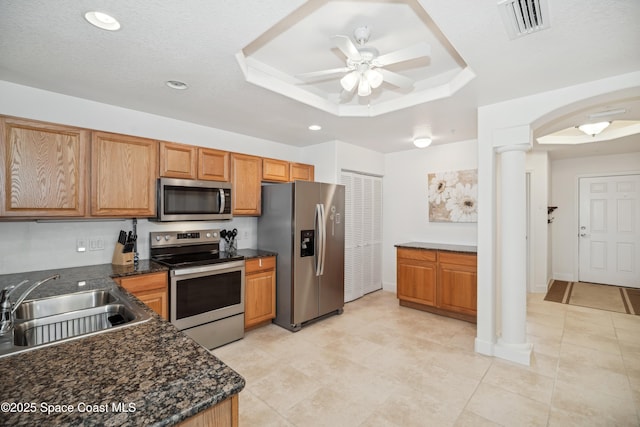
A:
[
  {"xmin": 552, "ymin": 273, "xmax": 574, "ymax": 282},
  {"xmin": 382, "ymin": 281, "xmax": 396, "ymax": 293},
  {"xmin": 530, "ymin": 283, "xmax": 548, "ymax": 294}
]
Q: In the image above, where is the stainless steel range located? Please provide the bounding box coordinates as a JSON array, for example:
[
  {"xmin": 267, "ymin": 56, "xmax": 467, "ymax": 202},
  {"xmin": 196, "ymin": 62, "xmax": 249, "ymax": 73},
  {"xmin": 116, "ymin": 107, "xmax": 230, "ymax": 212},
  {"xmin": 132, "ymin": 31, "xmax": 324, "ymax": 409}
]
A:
[{"xmin": 150, "ymin": 229, "xmax": 245, "ymax": 349}]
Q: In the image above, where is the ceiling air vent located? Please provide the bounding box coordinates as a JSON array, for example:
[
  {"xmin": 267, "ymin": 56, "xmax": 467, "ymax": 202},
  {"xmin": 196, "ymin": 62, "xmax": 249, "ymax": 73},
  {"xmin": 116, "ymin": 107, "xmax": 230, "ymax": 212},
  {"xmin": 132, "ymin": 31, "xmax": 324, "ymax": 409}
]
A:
[{"xmin": 498, "ymin": 0, "xmax": 550, "ymax": 39}]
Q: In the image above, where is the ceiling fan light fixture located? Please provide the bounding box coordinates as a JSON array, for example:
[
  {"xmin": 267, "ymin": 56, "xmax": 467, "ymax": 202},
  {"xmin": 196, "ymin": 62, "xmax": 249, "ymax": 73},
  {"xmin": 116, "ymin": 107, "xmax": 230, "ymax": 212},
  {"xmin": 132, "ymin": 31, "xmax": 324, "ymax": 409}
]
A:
[
  {"xmin": 365, "ymin": 69, "xmax": 383, "ymax": 89},
  {"xmin": 357, "ymin": 78, "xmax": 371, "ymax": 97},
  {"xmin": 413, "ymin": 137, "xmax": 432, "ymax": 148},
  {"xmin": 340, "ymin": 71, "xmax": 359, "ymax": 92},
  {"xmin": 577, "ymin": 121, "xmax": 611, "ymax": 137}
]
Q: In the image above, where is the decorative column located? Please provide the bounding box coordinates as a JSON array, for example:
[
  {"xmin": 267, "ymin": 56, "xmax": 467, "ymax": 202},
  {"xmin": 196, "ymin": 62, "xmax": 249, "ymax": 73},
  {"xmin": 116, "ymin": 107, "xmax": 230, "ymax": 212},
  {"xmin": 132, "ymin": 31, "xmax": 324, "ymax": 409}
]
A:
[{"xmin": 494, "ymin": 142, "xmax": 532, "ymax": 365}]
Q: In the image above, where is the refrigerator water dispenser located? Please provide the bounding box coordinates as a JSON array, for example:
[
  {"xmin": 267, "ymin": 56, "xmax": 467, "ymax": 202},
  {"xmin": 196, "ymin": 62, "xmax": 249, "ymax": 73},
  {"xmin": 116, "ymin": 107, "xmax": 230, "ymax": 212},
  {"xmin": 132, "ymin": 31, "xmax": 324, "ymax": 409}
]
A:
[{"xmin": 300, "ymin": 230, "xmax": 314, "ymax": 257}]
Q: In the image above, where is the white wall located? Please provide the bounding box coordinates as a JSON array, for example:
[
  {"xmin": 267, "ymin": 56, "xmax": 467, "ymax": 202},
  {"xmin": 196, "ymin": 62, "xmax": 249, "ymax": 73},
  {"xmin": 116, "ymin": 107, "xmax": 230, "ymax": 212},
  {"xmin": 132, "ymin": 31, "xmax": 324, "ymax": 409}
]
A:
[
  {"xmin": 525, "ymin": 151, "xmax": 550, "ymax": 293},
  {"xmin": 382, "ymin": 139, "xmax": 478, "ymax": 291},
  {"xmin": 0, "ymin": 81, "xmax": 304, "ymax": 274},
  {"xmin": 550, "ymin": 151, "xmax": 640, "ymax": 281}
]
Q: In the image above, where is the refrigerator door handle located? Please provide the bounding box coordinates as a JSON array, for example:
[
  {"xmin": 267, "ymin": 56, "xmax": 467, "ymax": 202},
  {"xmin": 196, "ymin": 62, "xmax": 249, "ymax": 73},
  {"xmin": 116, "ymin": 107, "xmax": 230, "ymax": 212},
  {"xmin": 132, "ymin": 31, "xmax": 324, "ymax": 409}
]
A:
[
  {"xmin": 319, "ymin": 203, "xmax": 326, "ymax": 276},
  {"xmin": 315, "ymin": 203, "xmax": 326, "ymax": 276}
]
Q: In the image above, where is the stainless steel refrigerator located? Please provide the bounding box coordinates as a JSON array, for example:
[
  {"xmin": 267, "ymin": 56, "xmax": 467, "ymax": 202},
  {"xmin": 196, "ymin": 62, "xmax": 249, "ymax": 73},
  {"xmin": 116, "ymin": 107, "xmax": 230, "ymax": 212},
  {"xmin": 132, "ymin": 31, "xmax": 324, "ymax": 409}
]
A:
[{"xmin": 258, "ymin": 181, "xmax": 345, "ymax": 331}]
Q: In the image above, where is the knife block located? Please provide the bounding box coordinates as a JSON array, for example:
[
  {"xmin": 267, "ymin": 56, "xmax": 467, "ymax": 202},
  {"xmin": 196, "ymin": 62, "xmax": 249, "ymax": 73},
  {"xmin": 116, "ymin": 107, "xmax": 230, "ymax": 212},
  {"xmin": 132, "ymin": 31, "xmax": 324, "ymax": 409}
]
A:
[{"xmin": 112, "ymin": 243, "xmax": 134, "ymax": 265}]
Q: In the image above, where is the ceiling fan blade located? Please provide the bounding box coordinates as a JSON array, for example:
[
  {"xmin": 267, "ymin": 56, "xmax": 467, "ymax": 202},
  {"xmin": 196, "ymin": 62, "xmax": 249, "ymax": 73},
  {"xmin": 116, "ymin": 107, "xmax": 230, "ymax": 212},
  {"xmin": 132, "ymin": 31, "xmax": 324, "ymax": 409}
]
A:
[
  {"xmin": 339, "ymin": 88, "xmax": 356, "ymax": 102},
  {"xmin": 331, "ymin": 35, "xmax": 362, "ymax": 61},
  {"xmin": 374, "ymin": 42, "xmax": 431, "ymax": 67},
  {"xmin": 296, "ymin": 67, "xmax": 351, "ymax": 82},
  {"xmin": 378, "ymin": 69, "xmax": 415, "ymax": 89}
]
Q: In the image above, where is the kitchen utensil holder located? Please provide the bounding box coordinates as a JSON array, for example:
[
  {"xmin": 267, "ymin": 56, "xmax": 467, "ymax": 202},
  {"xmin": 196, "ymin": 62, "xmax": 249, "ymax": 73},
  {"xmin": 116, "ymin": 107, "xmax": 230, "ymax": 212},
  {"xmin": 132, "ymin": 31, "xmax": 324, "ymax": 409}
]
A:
[
  {"xmin": 112, "ymin": 243, "xmax": 134, "ymax": 265},
  {"xmin": 227, "ymin": 238, "xmax": 237, "ymax": 255}
]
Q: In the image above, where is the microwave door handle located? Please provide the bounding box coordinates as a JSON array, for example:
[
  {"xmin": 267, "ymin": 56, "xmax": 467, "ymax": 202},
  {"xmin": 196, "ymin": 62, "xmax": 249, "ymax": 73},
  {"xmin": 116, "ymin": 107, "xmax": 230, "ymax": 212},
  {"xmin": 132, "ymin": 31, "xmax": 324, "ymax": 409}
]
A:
[{"xmin": 218, "ymin": 188, "xmax": 225, "ymax": 214}]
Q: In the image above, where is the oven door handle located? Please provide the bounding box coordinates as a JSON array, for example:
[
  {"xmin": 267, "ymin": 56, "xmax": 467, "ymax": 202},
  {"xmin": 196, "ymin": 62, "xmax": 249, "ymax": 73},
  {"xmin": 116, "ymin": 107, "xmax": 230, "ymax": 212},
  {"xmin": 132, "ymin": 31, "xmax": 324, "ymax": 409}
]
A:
[
  {"xmin": 218, "ymin": 188, "xmax": 226, "ymax": 214},
  {"xmin": 171, "ymin": 260, "xmax": 245, "ymax": 276}
]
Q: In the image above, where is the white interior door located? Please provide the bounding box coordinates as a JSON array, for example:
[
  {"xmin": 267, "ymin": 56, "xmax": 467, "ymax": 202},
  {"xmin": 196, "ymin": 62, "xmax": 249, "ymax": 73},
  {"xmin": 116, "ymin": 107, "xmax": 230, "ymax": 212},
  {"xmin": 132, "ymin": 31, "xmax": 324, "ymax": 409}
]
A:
[
  {"xmin": 578, "ymin": 175, "xmax": 640, "ymax": 288},
  {"xmin": 341, "ymin": 171, "xmax": 383, "ymax": 302}
]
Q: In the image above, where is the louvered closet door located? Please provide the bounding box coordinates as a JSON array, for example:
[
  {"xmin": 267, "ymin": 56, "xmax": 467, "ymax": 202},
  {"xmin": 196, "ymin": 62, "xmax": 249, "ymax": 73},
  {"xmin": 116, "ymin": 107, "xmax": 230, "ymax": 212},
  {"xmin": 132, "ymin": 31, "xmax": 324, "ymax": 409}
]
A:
[{"xmin": 342, "ymin": 171, "xmax": 383, "ymax": 302}]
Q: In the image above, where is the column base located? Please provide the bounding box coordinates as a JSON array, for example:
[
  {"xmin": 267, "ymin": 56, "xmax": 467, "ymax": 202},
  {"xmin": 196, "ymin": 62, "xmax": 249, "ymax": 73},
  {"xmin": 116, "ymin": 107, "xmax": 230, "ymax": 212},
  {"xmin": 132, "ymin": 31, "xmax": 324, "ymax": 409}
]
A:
[
  {"xmin": 474, "ymin": 337, "xmax": 495, "ymax": 356},
  {"xmin": 494, "ymin": 339, "xmax": 533, "ymax": 366}
]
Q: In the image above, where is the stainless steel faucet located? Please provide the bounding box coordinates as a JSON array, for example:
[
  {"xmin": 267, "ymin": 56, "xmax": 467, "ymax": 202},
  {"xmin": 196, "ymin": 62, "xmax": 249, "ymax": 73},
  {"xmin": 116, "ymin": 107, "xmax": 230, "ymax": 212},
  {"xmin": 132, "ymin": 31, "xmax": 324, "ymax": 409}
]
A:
[{"xmin": 0, "ymin": 274, "xmax": 60, "ymax": 336}]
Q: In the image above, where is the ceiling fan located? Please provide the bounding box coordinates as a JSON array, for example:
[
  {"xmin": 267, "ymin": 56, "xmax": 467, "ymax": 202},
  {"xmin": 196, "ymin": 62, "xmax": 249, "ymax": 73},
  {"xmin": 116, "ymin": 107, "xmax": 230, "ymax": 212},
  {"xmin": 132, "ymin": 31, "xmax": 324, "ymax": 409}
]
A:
[{"xmin": 296, "ymin": 26, "xmax": 431, "ymax": 98}]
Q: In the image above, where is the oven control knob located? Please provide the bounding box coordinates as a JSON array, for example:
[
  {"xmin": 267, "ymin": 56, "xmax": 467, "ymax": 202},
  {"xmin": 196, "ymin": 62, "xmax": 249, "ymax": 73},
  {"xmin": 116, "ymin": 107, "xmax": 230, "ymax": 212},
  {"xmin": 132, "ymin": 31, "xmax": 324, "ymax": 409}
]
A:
[
  {"xmin": 164, "ymin": 235, "xmax": 171, "ymax": 241},
  {"xmin": 155, "ymin": 236, "xmax": 162, "ymax": 242},
  {"xmin": 206, "ymin": 232, "xmax": 212, "ymax": 238}
]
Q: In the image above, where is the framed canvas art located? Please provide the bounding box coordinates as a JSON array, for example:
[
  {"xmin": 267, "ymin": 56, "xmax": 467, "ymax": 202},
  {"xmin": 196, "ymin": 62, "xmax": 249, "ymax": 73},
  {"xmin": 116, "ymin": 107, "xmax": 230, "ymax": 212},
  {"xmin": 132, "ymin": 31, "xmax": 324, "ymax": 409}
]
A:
[{"xmin": 428, "ymin": 169, "xmax": 478, "ymax": 222}]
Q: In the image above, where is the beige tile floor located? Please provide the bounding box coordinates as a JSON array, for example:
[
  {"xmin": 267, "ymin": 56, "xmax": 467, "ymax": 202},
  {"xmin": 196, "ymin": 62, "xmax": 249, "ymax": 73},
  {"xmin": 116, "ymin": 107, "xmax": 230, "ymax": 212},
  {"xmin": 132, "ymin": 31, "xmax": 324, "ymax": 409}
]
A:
[{"xmin": 212, "ymin": 290, "xmax": 640, "ymax": 427}]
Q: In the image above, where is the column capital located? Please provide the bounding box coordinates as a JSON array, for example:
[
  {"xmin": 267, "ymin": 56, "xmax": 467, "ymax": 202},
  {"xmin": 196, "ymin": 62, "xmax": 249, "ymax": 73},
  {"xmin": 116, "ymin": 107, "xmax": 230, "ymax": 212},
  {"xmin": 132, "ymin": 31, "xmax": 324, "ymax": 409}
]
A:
[
  {"xmin": 495, "ymin": 143, "xmax": 530, "ymax": 154},
  {"xmin": 492, "ymin": 124, "xmax": 532, "ymax": 152}
]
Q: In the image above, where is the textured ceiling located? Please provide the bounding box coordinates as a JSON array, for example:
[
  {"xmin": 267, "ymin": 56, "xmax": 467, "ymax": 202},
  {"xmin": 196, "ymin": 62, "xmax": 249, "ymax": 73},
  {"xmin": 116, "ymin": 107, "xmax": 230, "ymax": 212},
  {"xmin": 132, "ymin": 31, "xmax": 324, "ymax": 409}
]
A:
[{"xmin": 0, "ymin": 0, "xmax": 639, "ymax": 155}]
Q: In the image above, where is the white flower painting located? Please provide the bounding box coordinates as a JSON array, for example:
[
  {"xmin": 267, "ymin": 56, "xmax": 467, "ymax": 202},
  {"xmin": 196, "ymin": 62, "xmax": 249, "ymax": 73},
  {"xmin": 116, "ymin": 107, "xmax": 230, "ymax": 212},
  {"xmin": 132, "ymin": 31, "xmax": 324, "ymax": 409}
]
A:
[{"xmin": 428, "ymin": 169, "xmax": 478, "ymax": 222}]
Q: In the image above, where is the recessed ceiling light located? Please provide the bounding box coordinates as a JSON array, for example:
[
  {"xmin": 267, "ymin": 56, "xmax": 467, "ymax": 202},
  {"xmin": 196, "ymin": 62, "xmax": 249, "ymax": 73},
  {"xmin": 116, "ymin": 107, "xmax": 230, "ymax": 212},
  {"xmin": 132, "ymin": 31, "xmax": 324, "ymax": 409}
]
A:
[
  {"xmin": 413, "ymin": 137, "xmax": 432, "ymax": 148},
  {"xmin": 165, "ymin": 80, "xmax": 189, "ymax": 90},
  {"xmin": 84, "ymin": 11, "xmax": 121, "ymax": 31},
  {"xmin": 308, "ymin": 125, "xmax": 322, "ymax": 131}
]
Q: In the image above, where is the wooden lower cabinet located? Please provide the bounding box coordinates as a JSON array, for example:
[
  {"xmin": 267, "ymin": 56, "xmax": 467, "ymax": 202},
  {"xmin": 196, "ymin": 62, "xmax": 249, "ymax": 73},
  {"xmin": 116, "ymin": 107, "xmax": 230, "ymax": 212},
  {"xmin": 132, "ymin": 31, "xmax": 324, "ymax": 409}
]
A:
[
  {"xmin": 114, "ymin": 271, "xmax": 168, "ymax": 320},
  {"xmin": 176, "ymin": 394, "xmax": 238, "ymax": 427},
  {"xmin": 244, "ymin": 256, "xmax": 276, "ymax": 329},
  {"xmin": 397, "ymin": 247, "xmax": 477, "ymax": 322}
]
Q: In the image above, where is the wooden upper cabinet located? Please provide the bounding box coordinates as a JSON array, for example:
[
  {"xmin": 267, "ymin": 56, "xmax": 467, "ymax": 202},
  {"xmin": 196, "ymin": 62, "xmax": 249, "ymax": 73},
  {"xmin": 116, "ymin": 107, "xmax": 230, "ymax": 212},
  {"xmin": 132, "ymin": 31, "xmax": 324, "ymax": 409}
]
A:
[
  {"xmin": 91, "ymin": 131, "xmax": 158, "ymax": 217},
  {"xmin": 230, "ymin": 153, "xmax": 262, "ymax": 216},
  {"xmin": 198, "ymin": 147, "xmax": 229, "ymax": 181},
  {"xmin": 159, "ymin": 142, "xmax": 229, "ymax": 182},
  {"xmin": 290, "ymin": 162, "xmax": 314, "ymax": 182},
  {"xmin": 262, "ymin": 158, "xmax": 290, "ymax": 182},
  {"xmin": 0, "ymin": 117, "xmax": 89, "ymax": 217},
  {"xmin": 159, "ymin": 141, "xmax": 197, "ymax": 180}
]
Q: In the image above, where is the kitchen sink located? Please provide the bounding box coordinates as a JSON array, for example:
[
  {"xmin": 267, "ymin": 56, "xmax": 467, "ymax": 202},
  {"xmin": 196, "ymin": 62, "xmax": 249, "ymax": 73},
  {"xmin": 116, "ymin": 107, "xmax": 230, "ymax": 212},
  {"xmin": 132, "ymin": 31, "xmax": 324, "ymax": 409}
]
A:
[
  {"xmin": 0, "ymin": 287, "xmax": 151, "ymax": 358},
  {"xmin": 14, "ymin": 289, "xmax": 116, "ymax": 320}
]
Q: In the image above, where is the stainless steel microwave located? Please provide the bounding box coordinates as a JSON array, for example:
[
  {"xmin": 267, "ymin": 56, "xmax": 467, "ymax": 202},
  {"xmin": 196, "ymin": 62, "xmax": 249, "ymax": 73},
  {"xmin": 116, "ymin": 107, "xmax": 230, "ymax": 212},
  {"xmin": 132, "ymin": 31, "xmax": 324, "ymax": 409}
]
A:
[{"xmin": 154, "ymin": 178, "xmax": 232, "ymax": 221}]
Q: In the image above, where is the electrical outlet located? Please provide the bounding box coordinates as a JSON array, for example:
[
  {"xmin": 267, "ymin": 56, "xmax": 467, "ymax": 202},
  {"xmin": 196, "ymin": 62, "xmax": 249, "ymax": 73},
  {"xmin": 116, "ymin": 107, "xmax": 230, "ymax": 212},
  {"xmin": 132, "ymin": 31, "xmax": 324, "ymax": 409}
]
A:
[
  {"xmin": 89, "ymin": 238, "xmax": 105, "ymax": 251},
  {"xmin": 76, "ymin": 238, "xmax": 87, "ymax": 252}
]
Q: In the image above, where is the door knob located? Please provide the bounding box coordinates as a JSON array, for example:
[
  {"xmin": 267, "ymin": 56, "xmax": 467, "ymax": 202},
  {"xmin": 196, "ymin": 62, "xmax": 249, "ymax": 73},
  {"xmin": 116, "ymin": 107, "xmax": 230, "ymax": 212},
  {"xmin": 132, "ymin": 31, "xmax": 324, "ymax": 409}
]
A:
[{"xmin": 580, "ymin": 233, "xmax": 588, "ymax": 237}]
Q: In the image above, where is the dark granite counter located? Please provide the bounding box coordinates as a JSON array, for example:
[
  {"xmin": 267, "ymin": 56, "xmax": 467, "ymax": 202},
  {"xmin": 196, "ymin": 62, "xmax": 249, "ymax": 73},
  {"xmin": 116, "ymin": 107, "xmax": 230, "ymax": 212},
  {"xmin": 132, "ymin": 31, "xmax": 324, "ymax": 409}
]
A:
[
  {"xmin": 0, "ymin": 263, "xmax": 245, "ymax": 426},
  {"xmin": 395, "ymin": 241, "xmax": 477, "ymax": 254},
  {"xmin": 236, "ymin": 248, "xmax": 277, "ymax": 259},
  {"xmin": 0, "ymin": 261, "xmax": 167, "ymax": 300}
]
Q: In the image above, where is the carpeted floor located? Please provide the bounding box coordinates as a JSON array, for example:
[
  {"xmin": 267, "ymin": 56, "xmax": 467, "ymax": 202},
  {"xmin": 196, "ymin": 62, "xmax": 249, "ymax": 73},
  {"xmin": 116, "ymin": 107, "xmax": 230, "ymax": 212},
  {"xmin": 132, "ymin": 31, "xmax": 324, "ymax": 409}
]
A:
[{"xmin": 544, "ymin": 280, "xmax": 640, "ymax": 315}]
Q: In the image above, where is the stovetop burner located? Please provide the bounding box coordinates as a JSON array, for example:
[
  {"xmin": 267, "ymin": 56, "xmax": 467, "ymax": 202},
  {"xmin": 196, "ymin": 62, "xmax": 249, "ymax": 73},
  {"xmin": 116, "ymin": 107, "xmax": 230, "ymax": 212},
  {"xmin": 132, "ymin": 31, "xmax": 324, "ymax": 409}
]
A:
[
  {"xmin": 149, "ymin": 229, "xmax": 244, "ymax": 269},
  {"xmin": 152, "ymin": 251, "xmax": 244, "ymax": 268}
]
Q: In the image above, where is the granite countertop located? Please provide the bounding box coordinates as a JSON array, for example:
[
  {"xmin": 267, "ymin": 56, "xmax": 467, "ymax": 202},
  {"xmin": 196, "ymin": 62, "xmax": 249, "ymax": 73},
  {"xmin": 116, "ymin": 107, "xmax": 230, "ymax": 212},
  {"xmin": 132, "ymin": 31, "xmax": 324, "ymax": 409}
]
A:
[
  {"xmin": 395, "ymin": 241, "xmax": 477, "ymax": 254},
  {"xmin": 0, "ymin": 263, "xmax": 245, "ymax": 426},
  {"xmin": 236, "ymin": 248, "xmax": 277, "ymax": 259}
]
